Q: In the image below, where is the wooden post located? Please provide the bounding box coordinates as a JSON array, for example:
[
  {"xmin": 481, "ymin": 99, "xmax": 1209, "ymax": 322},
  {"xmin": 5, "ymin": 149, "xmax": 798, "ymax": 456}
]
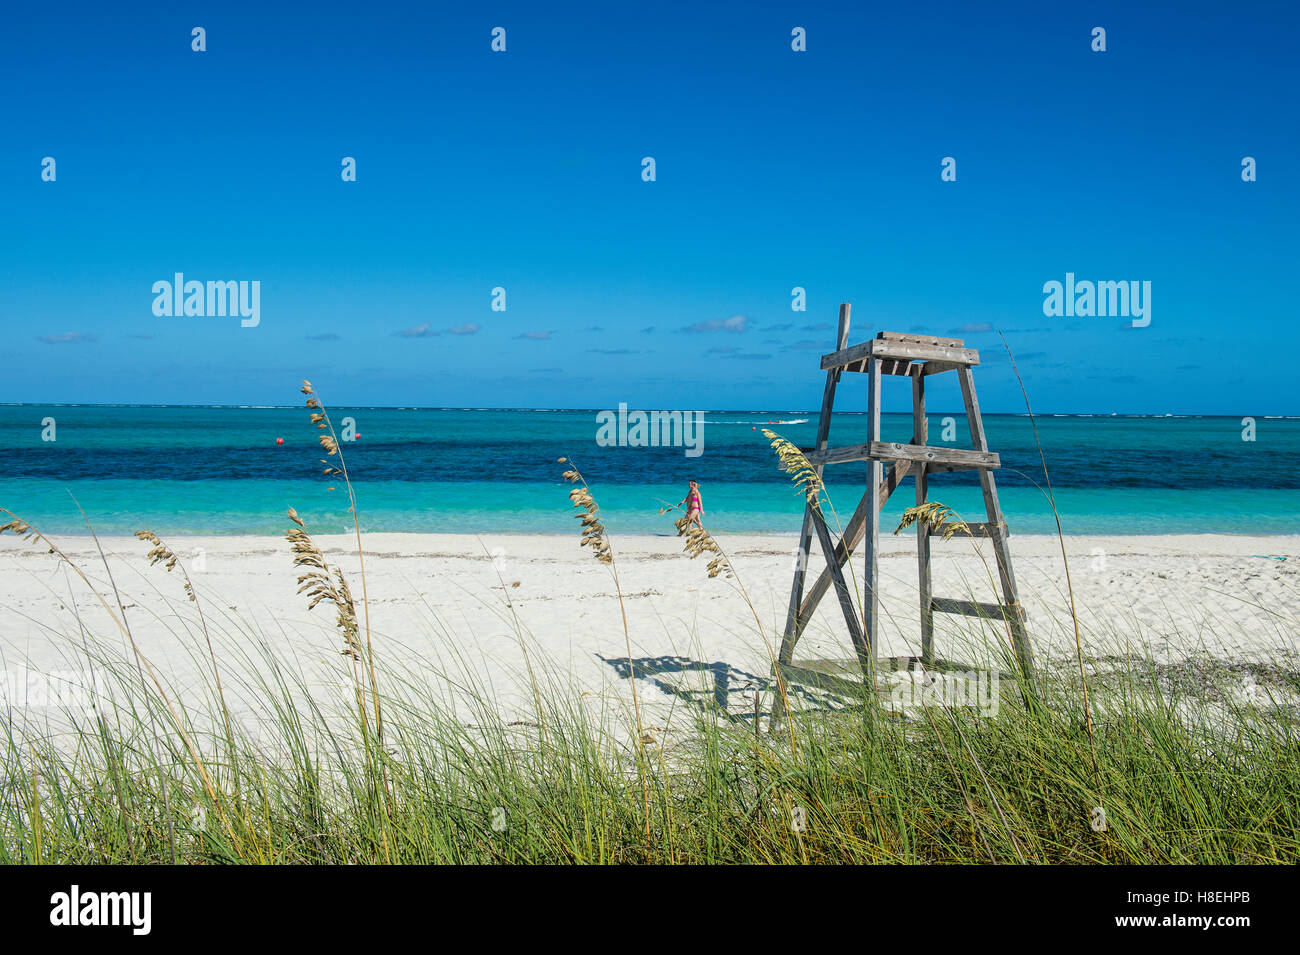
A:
[
  {"xmin": 863, "ymin": 355, "xmax": 882, "ymax": 672},
  {"xmin": 810, "ymin": 508, "xmax": 870, "ymax": 674},
  {"xmin": 780, "ymin": 304, "xmax": 850, "ymax": 663},
  {"xmin": 958, "ymin": 365, "xmax": 1035, "ymax": 681},
  {"xmin": 913, "ymin": 375, "xmax": 933, "ymax": 664},
  {"xmin": 957, "ymin": 366, "xmax": 1013, "ymax": 593}
]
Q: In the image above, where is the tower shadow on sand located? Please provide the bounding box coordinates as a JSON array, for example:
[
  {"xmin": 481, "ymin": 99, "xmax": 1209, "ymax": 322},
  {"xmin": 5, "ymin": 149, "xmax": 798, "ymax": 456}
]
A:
[{"xmin": 596, "ymin": 653, "xmax": 864, "ymax": 725}]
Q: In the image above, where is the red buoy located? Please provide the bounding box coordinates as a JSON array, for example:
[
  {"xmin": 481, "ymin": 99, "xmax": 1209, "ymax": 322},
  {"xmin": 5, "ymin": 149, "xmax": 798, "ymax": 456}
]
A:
[{"xmin": 276, "ymin": 437, "xmax": 284, "ymax": 445}]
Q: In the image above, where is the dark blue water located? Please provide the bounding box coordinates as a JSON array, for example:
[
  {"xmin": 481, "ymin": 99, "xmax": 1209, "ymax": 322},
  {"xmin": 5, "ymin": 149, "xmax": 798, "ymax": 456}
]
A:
[{"xmin": 1, "ymin": 407, "xmax": 1297, "ymax": 535}]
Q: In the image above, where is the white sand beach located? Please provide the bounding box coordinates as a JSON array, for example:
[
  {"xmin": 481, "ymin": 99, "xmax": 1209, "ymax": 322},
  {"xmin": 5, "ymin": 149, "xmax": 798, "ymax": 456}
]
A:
[{"xmin": 2, "ymin": 531, "xmax": 1297, "ymax": 736}]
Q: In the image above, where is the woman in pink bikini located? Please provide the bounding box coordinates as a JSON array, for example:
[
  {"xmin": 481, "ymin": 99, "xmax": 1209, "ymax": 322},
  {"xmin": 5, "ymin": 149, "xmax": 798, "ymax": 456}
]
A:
[{"xmin": 678, "ymin": 480, "xmax": 704, "ymax": 531}]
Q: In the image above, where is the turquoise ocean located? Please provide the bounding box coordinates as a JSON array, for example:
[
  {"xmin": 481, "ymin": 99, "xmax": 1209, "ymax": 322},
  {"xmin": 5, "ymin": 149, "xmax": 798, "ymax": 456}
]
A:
[{"xmin": 1, "ymin": 407, "xmax": 1298, "ymax": 537}]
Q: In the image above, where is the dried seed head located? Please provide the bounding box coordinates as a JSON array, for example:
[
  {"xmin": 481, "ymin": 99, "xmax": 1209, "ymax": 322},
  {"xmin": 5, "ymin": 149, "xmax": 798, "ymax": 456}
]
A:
[
  {"xmin": 563, "ymin": 461, "xmax": 613, "ymax": 565},
  {"xmin": 762, "ymin": 428, "xmax": 822, "ymax": 507},
  {"xmin": 133, "ymin": 529, "xmax": 198, "ymax": 600},
  {"xmin": 680, "ymin": 525, "xmax": 733, "ymax": 578},
  {"xmin": 0, "ymin": 518, "xmax": 34, "ymax": 539},
  {"xmin": 895, "ymin": 502, "xmax": 969, "ymax": 540},
  {"xmin": 285, "ymin": 513, "xmax": 360, "ymax": 658}
]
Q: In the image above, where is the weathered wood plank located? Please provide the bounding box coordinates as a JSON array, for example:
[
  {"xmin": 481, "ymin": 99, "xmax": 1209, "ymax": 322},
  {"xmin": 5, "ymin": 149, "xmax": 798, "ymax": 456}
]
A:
[
  {"xmin": 822, "ymin": 339, "xmax": 979, "ymax": 370},
  {"xmin": 913, "ymin": 375, "xmax": 933, "ymax": 665},
  {"xmin": 878, "ymin": 331, "xmax": 966, "ymax": 347},
  {"xmin": 927, "ymin": 521, "xmax": 1007, "ymax": 538},
  {"xmin": 810, "ymin": 506, "xmax": 872, "ymax": 677},
  {"xmin": 773, "ymin": 663, "xmax": 881, "ymax": 698},
  {"xmin": 806, "ymin": 441, "xmax": 999, "ymax": 469},
  {"xmin": 872, "ymin": 442, "xmax": 1000, "ymax": 468},
  {"xmin": 931, "ymin": 596, "xmax": 1026, "ymax": 620},
  {"xmin": 957, "ymin": 365, "xmax": 1035, "ymax": 684},
  {"xmin": 863, "ymin": 357, "xmax": 882, "ymax": 669},
  {"xmin": 883, "ymin": 656, "xmax": 1022, "ymax": 682},
  {"xmin": 924, "ymin": 461, "xmax": 992, "ymax": 473}
]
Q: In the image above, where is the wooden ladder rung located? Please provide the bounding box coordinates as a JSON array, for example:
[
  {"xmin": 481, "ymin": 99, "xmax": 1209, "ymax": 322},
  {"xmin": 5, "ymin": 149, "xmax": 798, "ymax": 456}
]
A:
[
  {"xmin": 927, "ymin": 521, "xmax": 1006, "ymax": 538},
  {"xmin": 806, "ymin": 441, "xmax": 999, "ymax": 470},
  {"xmin": 774, "ymin": 662, "xmax": 882, "ymax": 697},
  {"xmin": 931, "ymin": 597, "xmax": 1025, "ymax": 620},
  {"xmin": 884, "ymin": 656, "xmax": 1021, "ymax": 682}
]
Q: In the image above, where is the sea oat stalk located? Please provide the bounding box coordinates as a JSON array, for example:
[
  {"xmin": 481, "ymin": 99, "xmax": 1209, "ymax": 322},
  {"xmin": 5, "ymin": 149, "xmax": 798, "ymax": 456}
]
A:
[
  {"xmin": 300, "ymin": 381, "xmax": 382, "ymax": 744},
  {"xmin": 560, "ymin": 457, "xmax": 651, "ymax": 838}
]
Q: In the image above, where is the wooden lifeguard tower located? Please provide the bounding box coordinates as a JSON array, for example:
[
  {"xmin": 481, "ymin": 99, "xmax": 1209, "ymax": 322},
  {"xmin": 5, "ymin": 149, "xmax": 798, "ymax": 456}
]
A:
[{"xmin": 775, "ymin": 304, "xmax": 1035, "ymax": 699}]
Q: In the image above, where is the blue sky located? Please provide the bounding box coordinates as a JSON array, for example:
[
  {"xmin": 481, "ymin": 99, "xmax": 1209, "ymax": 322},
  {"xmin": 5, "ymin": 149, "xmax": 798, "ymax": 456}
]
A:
[{"xmin": 2, "ymin": 0, "xmax": 1297, "ymax": 413}]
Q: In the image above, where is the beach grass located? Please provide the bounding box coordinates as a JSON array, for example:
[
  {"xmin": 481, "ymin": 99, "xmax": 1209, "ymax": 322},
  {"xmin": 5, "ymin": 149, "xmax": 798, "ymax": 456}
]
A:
[{"xmin": 2, "ymin": 555, "xmax": 1298, "ymax": 864}]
